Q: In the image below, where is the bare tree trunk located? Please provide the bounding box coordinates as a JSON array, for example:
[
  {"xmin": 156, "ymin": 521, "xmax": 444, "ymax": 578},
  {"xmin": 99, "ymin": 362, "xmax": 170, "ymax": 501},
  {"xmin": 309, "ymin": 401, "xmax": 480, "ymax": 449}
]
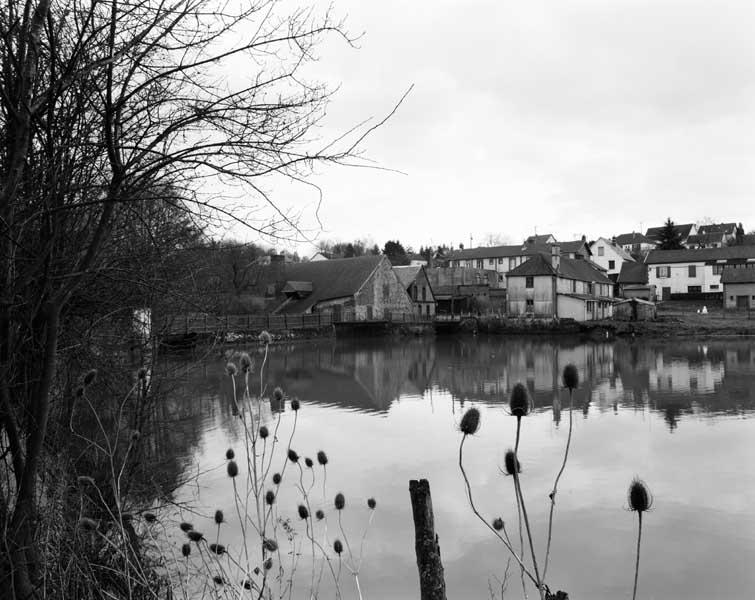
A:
[{"xmin": 409, "ymin": 478, "xmax": 446, "ymax": 600}]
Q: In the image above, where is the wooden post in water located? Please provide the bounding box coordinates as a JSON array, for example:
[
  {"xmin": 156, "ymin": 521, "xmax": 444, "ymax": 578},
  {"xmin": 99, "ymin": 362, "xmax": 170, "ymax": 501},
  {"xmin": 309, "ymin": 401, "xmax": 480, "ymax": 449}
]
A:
[{"xmin": 409, "ymin": 479, "xmax": 446, "ymax": 600}]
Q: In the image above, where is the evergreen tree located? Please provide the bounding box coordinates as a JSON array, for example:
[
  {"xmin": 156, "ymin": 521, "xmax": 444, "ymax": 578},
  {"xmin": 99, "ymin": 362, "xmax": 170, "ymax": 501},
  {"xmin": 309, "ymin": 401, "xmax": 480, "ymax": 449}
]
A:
[{"xmin": 658, "ymin": 218, "xmax": 684, "ymax": 250}]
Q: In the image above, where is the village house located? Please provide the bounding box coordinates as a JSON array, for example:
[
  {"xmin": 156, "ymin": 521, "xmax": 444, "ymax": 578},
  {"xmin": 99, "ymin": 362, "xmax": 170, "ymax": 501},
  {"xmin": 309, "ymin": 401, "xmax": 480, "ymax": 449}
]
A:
[
  {"xmin": 645, "ymin": 222, "xmax": 698, "ymax": 247},
  {"xmin": 686, "ymin": 223, "xmax": 738, "ymax": 248},
  {"xmin": 506, "ymin": 246, "xmax": 614, "ymax": 321},
  {"xmin": 721, "ymin": 267, "xmax": 755, "ymax": 311},
  {"xmin": 589, "ymin": 237, "xmax": 635, "ymax": 280},
  {"xmin": 425, "ymin": 267, "xmax": 505, "ymax": 314},
  {"xmin": 645, "ymin": 246, "xmax": 755, "ymax": 300},
  {"xmin": 445, "ymin": 238, "xmax": 591, "ymax": 288},
  {"xmin": 612, "ymin": 232, "xmax": 657, "ymax": 257},
  {"xmin": 393, "ymin": 266, "xmax": 436, "ymax": 317},
  {"xmin": 273, "ymin": 255, "xmax": 414, "ymax": 319}
]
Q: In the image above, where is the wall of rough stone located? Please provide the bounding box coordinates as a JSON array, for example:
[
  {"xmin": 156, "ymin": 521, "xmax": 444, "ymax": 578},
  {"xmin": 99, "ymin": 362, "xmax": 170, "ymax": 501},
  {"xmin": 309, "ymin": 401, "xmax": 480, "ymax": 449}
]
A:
[{"xmin": 355, "ymin": 257, "xmax": 415, "ymax": 319}]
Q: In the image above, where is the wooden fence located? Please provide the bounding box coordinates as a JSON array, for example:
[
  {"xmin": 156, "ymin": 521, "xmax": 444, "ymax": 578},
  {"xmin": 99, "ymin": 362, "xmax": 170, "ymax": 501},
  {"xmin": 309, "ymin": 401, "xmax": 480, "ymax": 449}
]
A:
[{"xmin": 158, "ymin": 310, "xmax": 434, "ymax": 336}]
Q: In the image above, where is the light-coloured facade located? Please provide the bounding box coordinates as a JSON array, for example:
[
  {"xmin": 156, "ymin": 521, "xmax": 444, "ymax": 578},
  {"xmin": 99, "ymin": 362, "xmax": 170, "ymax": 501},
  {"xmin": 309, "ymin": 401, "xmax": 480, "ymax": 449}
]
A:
[
  {"xmin": 646, "ymin": 247, "xmax": 755, "ymax": 298},
  {"xmin": 506, "ymin": 252, "xmax": 614, "ymax": 321},
  {"xmin": 590, "ymin": 237, "xmax": 634, "ymax": 278}
]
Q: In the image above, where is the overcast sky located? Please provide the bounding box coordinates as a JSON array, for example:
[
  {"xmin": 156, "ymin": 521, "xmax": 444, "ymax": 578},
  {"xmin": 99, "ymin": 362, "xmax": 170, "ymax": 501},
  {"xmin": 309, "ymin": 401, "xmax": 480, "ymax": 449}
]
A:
[{"xmin": 240, "ymin": 0, "xmax": 755, "ymax": 255}]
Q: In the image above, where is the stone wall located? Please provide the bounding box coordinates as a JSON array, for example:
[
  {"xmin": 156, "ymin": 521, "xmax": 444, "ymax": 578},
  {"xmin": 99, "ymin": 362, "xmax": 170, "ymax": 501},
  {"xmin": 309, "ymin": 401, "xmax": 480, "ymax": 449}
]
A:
[{"xmin": 355, "ymin": 257, "xmax": 415, "ymax": 319}]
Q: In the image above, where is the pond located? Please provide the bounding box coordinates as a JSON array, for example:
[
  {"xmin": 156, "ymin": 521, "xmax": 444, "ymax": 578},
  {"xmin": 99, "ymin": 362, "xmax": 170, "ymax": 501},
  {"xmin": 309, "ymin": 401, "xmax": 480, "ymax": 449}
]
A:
[{"xmin": 157, "ymin": 335, "xmax": 755, "ymax": 600}]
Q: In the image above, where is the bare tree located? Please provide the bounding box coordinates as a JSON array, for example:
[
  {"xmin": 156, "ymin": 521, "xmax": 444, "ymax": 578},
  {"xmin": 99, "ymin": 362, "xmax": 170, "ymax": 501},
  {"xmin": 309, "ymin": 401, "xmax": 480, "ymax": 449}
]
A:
[{"xmin": 0, "ymin": 1, "xmax": 401, "ymax": 596}]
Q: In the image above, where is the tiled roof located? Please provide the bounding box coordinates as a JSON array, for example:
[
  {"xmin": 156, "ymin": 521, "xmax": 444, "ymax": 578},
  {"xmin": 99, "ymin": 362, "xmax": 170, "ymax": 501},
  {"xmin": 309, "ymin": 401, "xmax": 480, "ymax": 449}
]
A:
[
  {"xmin": 276, "ymin": 255, "xmax": 384, "ymax": 313},
  {"xmin": 645, "ymin": 245, "xmax": 755, "ymax": 264},
  {"xmin": 506, "ymin": 253, "xmax": 612, "ymax": 284},
  {"xmin": 686, "ymin": 233, "xmax": 726, "ymax": 246},
  {"xmin": 721, "ymin": 267, "xmax": 755, "ymax": 284},
  {"xmin": 446, "ymin": 244, "xmax": 528, "ymax": 260},
  {"xmin": 393, "ymin": 265, "xmax": 422, "ymax": 288},
  {"xmin": 698, "ymin": 223, "xmax": 737, "ymax": 235},
  {"xmin": 617, "ymin": 262, "xmax": 649, "ymax": 284},
  {"xmin": 613, "ymin": 232, "xmax": 656, "ymax": 246},
  {"xmin": 645, "ymin": 223, "xmax": 695, "ymax": 241},
  {"xmin": 524, "ymin": 234, "xmax": 555, "ymax": 244}
]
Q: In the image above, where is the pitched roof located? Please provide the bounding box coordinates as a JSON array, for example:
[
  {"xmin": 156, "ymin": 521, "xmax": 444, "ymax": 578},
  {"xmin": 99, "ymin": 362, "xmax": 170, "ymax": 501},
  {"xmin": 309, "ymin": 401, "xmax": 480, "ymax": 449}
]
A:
[
  {"xmin": 276, "ymin": 255, "xmax": 384, "ymax": 313},
  {"xmin": 393, "ymin": 265, "xmax": 422, "ymax": 288},
  {"xmin": 613, "ymin": 232, "xmax": 656, "ymax": 246},
  {"xmin": 721, "ymin": 267, "xmax": 755, "ymax": 284},
  {"xmin": 645, "ymin": 245, "xmax": 755, "ymax": 264},
  {"xmin": 446, "ymin": 244, "xmax": 528, "ymax": 260},
  {"xmin": 686, "ymin": 233, "xmax": 726, "ymax": 246},
  {"xmin": 617, "ymin": 262, "xmax": 649, "ymax": 284},
  {"xmin": 524, "ymin": 234, "xmax": 555, "ymax": 244},
  {"xmin": 591, "ymin": 237, "xmax": 634, "ymax": 261},
  {"xmin": 645, "ymin": 223, "xmax": 695, "ymax": 241},
  {"xmin": 698, "ymin": 223, "xmax": 737, "ymax": 235},
  {"xmin": 506, "ymin": 253, "xmax": 612, "ymax": 284}
]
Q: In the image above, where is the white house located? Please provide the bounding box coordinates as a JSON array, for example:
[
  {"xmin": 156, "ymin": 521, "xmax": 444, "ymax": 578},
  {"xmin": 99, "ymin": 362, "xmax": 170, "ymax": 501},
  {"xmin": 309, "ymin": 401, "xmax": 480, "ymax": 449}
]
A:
[
  {"xmin": 645, "ymin": 246, "xmax": 755, "ymax": 300},
  {"xmin": 589, "ymin": 237, "xmax": 635, "ymax": 279},
  {"xmin": 613, "ymin": 232, "xmax": 657, "ymax": 256}
]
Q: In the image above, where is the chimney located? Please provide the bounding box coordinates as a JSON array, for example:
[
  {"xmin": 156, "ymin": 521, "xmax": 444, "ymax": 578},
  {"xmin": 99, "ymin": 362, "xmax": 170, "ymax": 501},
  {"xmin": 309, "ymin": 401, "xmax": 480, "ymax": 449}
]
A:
[{"xmin": 551, "ymin": 244, "xmax": 561, "ymax": 271}]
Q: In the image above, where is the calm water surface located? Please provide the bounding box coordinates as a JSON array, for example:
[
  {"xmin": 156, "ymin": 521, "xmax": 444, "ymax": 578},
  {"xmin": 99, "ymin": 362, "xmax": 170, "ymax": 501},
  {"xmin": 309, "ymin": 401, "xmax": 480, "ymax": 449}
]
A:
[{"xmin": 161, "ymin": 336, "xmax": 755, "ymax": 600}]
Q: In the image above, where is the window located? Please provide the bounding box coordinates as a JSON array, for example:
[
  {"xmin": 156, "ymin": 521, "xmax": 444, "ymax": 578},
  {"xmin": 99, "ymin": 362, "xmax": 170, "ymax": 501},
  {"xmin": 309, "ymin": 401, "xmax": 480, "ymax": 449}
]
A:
[
  {"xmin": 509, "ymin": 257, "xmax": 517, "ymax": 270},
  {"xmin": 598, "ymin": 247, "xmax": 605, "ymax": 256},
  {"xmin": 476, "ymin": 259, "xmax": 483, "ymax": 268},
  {"xmin": 421, "ymin": 286, "xmax": 426, "ymax": 301},
  {"xmin": 525, "ymin": 276, "xmax": 534, "ymax": 288},
  {"xmin": 526, "ymin": 299, "xmax": 534, "ymax": 311},
  {"xmin": 710, "ymin": 285, "xmax": 719, "ymax": 290},
  {"xmin": 382, "ymin": 284, "xmax": 390, "ymax": 301},
  {"xmin": 608, "ymin": 260, "xmax": 615, "ymax": 270},
  {"xmin": 713, "ymin": 264, "xmax": 725, "ymax": 275},
  {"xmin": 499, "ymin": 274, "xmax": 504, "ymax": 282},
  {"xmin": 656, "ymin": 266, "xmax": 670, "ymax": 278},
  {"xmin": 587, "ymin": 301, "xmax": 595, "ymax": 312},
  {"xmin": 489, "ymin": 259, "xmax": 495, "ymax": 266},
  {"xmin": 570, "ymin": 279, "xmax": 576, "ymax": 293},
  {"xmin": 498, "ymin": 257, "xmax": 504, "ymax": 264},
  {"xmin": 412, "ymin": 286, "xmax": 418, "ymax": 300},
  {"xmin": 426, "ymin": 304, "xmax": 431, "ymax": 316},
  {"xmin": 688, "ymin": 265, "xmax": 696, "ymax": 277},
  {"xmin": 587, "ymin": 282, "xmax": 594, "ymax": 295},
  {"xmin": 687, "ymin": 286, "xmax": 702, "ymax": 293}
]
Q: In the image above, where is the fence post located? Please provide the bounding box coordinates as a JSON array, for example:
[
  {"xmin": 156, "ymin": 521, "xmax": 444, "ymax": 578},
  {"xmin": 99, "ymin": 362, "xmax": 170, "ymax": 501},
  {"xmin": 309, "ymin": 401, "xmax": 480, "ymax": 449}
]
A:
[{"xmin": 409, "ymin": 479, "xmax": 446, "ymax": 600}]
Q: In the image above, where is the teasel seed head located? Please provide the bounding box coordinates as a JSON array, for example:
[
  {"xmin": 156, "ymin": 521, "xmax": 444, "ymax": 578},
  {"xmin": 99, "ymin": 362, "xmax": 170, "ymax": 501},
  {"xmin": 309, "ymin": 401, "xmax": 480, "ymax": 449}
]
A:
[
  {"xmin": 214, "ymin": 510, "xmax": 224, "ymax": 525},
  {"xmin": 83, "ymin": 369, "xmax": 97, "ymax": 387},
  {"xmin": 264, "ymin": 557, "xmax": 273, "ymax": 571},
  {"xmin": 628, "ymin": 477, "xmax": 653, "ymax": 513},
  {"xmin": 317, "ymin": 450, "xmax": 328, "ymax": 466},
  {"xmin": 287, "ymin": 449, "xmax": 299, "ymax": 463},
  {"xmin": 459, "ymin": 407, "xmax": 481, "ymax": 435},
  {"xmin": 239, "ymin": 352, "xmax": 253, "ymax": 373},
  {"xmin": 367, "ymin": 498, "xmax": 377, "ymax": 510},
  {"xmin": 259, "ymin": 426, "xmax": 269, "ymax": 439},
  {"xmin": 143, "ymin": 512, "xmax": 156, "ymax": 523},
  {"xmin": 315, "ymin": 509, "xmax": 325, "ymax": 521},
  {"xmin": 492, "ymin": 517, "xmax": 504, "ymax": 531},
  {"xmin": 298, "ymin": 505, "xmax": 309, "ymax": 520},
  {"xmin": 510, "ymin": 383, "xmax": 530, "ymax": 417},
  {"xmin": 226, "ymin": 363, "xmax": 238, "ymax": 377},
  {"xmin": 179, "ymin": 522, "xmax": 193, "ymax": 532},
  {"xmin": 272, "ymin": 473, "xmax": 281, "ymax": 485},
  {"xmin": 305, "ymin": 457, "xmax": 313, "ymax": 468},
  {"xmin": 243, "ymin": 579, "xmax": 252, "ymax": 590},
  {"xmin": 137, "ymin": 367, "xmax": 148, "ymax": 380},
  {"xmin": 504, "ymin": 449, "xmax": 521, "ymax": 475},
  {"xmin": 265, "ymin": 490, "xmax": 275, "ymax": 506},
  {"xmin": 227, "ymin": 460, "xmax": 238, "ymax": 478},
  {"xmin": 263, "ymin": 538, "xmax": 278, "ymax": 553},
  {"xmin": 290, "ymin": 398, "xmax": 300, "ymax": 411},
  {"xmin": 225, "ymin": 448, "xmax": 235, "ymax": 460},
  {"xmin": 273, "ymin": 387, "xmax": 284, "ymax": 401},
  {"xmin": 333, "ymin": 539, "xmax": 343, "ymax": 555},
  {"xmin": 187, "ymin": 530, "xmax": 203, "ymax": 542},
  {"xmin": 562, "ymin": 364, "xmax": 579, "ymax": 391},
  {"xmin": 181, "ymin": 543, "xmax": 191, "ymax": 558},
  {"xmin": 212, "ymin": 575, "xmax": 223, "ymax": 585},
  {"xmin": 334, "ymin": 493, "xmax": 345, "ymax": 510},
  {"xmin": 259, "ymin": 330, "xmax": 272, "ymax": 345},
  {"xmin": 209, "ymin": 543, "xmax": 226, "ymax": 555},
  {"xmin": 78, "ymin": 517, "xmax": 98, "ymax": 531}
]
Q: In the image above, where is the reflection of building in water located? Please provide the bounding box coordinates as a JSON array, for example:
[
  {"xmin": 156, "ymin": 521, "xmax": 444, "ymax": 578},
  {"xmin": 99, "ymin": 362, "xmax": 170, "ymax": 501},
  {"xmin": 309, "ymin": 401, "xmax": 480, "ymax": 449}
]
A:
[{"xmin": 649, "ymin": 356, "xmax": 724, "ymax": 395}]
